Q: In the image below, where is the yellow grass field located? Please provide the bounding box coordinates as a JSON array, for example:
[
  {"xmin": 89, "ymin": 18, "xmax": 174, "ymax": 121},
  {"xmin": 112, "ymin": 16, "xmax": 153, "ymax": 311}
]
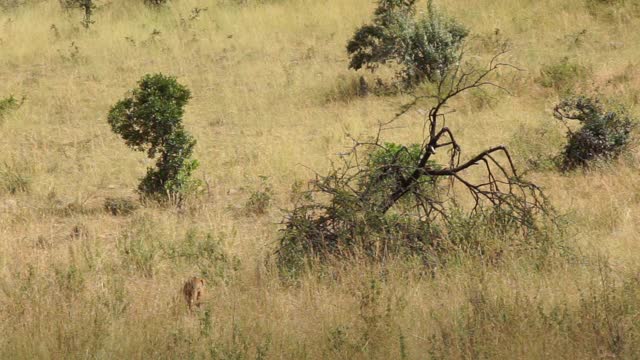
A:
[{"xmin": 2, "ymin": 0, "xmax": 640, "ymax": 358}]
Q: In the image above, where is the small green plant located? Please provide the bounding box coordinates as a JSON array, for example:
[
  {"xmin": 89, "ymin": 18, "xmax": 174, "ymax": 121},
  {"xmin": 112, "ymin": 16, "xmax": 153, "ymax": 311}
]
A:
[
  {"xmin": 104, "ymin": 197, "xmax": 138, "ymax": 216},
  {"xmin": 164, "ymin": 229, "xmax": 240, "ymax": 284},
  {"xmin": 347, "ymin": 0, "xmax": 468, "ymax": 88},
  {"xmin": 117, "ymin": 216, "xmax": 162, "ymax": 278},
  {"xmin": 107, "ymin": 73, "xmax": 201, "ymax": 202},
  {"xmin": 244, "ymin": 176, "xmax": 273, "ymax": 215},
  {"xmin": 554, "ymin": 95, "xmax": 635, "ymax": 170},
  {"xmin": 0, "ymin": 95, "xmax": 24, "ymax": 121},
  {"xmin": 537, "ymin": 57, "xmax": 589, "ymax": 95}
]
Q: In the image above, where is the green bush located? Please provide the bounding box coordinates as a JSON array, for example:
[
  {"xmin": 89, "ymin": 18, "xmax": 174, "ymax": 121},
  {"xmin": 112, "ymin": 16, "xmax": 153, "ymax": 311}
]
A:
[
  {"xmin": 554, "ymin": 96, "xmax": 635, "ymax": 170},
  {"xmin": 538, "ymin": 57, "xmax": 589, "ymax": 95},
  {"xmin": 0, "ymin": 95, "xmax": 23, "ymax": 121},
  {"xmin": 244, "ymin": 176, "xmax": 273, "ymax": 215},
  {"xmin": 346, "ymin": 0, "xmax": 468, "ymax": 88},
  {"xmin": 107, "ymin": 74, "xmax": 201, "ymax": 202},
  {"xmin": 363, "ymin": 142, "xmax": 440, "ymax": 207}
]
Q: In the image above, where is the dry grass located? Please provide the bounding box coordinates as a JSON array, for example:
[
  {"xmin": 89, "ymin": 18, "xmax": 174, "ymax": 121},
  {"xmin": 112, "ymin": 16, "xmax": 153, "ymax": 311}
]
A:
[{"xmin": 1, "ymin": 0, "xmax": 640, "ymax": 358}]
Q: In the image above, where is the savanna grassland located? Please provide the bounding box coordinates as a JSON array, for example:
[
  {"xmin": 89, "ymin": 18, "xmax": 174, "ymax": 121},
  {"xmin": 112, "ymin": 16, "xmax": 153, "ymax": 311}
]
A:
[{"xmin": 2, "ymin": 0, "xmax": 640, "ymax": 358}]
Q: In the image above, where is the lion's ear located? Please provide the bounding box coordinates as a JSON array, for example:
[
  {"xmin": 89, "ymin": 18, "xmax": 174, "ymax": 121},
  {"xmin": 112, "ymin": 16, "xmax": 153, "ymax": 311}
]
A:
[{"xmin": 200, "ymin": 279, "xmax": 206, "ymax": 285}]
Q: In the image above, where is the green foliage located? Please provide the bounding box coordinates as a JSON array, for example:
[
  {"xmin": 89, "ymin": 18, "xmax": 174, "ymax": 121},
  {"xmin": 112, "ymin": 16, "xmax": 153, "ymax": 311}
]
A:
[
  {"xmin": 366, "ymin": 143, "xmax": 440, "ymax": 199},
  {"xmin": 117, "ymin": 216, "xmax": 162, "ymax": 278},
  {"xmin": 347, "ymin": 0, "xmax": 468, "ymax": 87},
  {"xmin": 537, "ymin": 57, "xmax": 589, "ymax": 95},
  {"xmin": 164, "ymin": 229, "xmax": 240, "ymax": 283},
  {"xmin": 0, "ymin": 95, "xmax": 24, "ymax": 121},
  {"xmin": 276, "ymin": 139, "xmax": 554, "ymax": 278},
  {"xmin": 244, "ymin": 176, "xmax": 273, "ymax": 215},
  {"xmin": 108, "ymin": 73, "xmax": 201, "ymax": 202},
  {"xmin": 554, "ymin": 96, "xmax": 635, "ymax": 170}
]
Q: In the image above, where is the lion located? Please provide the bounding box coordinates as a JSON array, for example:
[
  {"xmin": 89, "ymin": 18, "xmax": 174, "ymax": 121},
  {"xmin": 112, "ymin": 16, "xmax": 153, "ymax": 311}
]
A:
[{"xmin": 182, "ymin": 276, "xmax": 205, "ymax": 311}]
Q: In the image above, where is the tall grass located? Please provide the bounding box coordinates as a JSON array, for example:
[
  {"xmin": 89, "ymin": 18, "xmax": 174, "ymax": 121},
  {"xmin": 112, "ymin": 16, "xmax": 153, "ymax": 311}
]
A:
[{"xmin": 1, "ymin": 0, "xmax": 640, "ymax": 358}]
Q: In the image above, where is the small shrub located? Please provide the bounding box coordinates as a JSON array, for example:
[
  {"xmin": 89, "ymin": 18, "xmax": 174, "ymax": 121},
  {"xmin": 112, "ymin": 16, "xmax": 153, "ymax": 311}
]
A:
[
  {"xmin": 554, "ymin": 95, "xmax": 635, "ymax": 170},
  {"xmin": 103, "ymin": 197, "xmax": 138, "ymax": 216},
  {"xmin": 538, "ymin": 57, "xmax": 589, "ymax": 95},
  {"xmin": 244, "ymin": 176, "xmax": 273, "ymax": 215},
  {"xmin": 0, "ymin": 95, "xmax": 24, "ymax": 121},
  {"xmin": 347, "ymin": 0, "xmax": 468, "ymax": 88},
  {"xmin": 54, "ymin": 263, "xmax": 84, "ymax": 299},
  {"xmin": 107, "ymin": 74, "xmax": 201, "ymax": 202}
]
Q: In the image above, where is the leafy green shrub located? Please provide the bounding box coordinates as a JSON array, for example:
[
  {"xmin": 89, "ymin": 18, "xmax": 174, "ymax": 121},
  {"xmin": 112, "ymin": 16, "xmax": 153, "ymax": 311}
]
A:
[
  {"xmin": 108, "ymin": 74, "xmax": 201, "ymax": 202},
  {"xmin": 347, "ymin": 0, "xmax": 468, "ymax": 88},
  {"xmin": 537, "ymin": 57, "xmax": 589, "ymax": 95},
  {"xmin": 103, "ymin": 197, "xmax": 138, "ymax": 216},
  {"xmin": 554, "ymin": 96, "xmax": 635, "ymax": 170},
  {"xmin": 244, "ymin": 176, "xmax": 273, "ymax": 215},
  {"xmin": 0, "ymin": 95, "xmax": 24, "ymax": 121}
]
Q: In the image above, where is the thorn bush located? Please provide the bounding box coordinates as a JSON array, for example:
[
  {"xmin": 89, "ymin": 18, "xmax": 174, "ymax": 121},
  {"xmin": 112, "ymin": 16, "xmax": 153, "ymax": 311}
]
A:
[
  {"xmin": 554, "ymin": 96, "xmax": 635, "ymax": 170},
  {"xmin": 346, "ymin": 0, "xmax": 468, "ymax": 88},
  {"xmin": 107, "ymin": 74, "xmax": 201, "ymax": 201}
]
